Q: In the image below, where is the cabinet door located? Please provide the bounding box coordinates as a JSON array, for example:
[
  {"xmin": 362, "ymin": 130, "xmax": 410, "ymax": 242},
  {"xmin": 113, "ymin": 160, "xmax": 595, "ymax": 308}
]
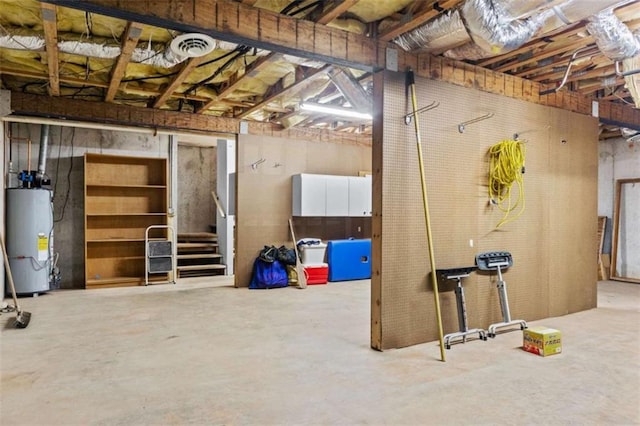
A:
[
  {"xmin": 325, "ymin": 175, "xmax": 349, "ymax": 216},
  {"xmin": 292, "ymin": 174, "xmax": 326, "ymax": 216},
  {"xmin": 348, "ymin": 175, "xmax": 372, "ymax": 216}
]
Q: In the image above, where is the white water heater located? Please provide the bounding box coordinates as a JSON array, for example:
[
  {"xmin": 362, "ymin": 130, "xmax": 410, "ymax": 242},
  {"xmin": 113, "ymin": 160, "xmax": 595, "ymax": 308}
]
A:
[{"xmin": 6, "ymin": 188, "xmax": 53, "ymax": 295}]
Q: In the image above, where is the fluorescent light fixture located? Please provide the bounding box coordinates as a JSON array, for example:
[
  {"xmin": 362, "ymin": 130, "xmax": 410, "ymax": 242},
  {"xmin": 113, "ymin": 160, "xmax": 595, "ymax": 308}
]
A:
[{"xmin": 299, "ymin": 102, "xmax": 372, "ymax": 120}]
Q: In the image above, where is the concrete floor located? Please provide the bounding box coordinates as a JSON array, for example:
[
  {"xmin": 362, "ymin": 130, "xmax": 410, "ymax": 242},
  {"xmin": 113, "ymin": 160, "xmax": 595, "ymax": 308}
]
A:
[{"xmin": 1, "ymin": 279, "xmax": 639, "ymax": 425}]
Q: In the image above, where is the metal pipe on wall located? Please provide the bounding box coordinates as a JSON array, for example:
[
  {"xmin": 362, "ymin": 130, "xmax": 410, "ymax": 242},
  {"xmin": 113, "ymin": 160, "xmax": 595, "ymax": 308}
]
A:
[{"xmin": 37, "ymin": 124, "xmax": 50, "ymax": 177}]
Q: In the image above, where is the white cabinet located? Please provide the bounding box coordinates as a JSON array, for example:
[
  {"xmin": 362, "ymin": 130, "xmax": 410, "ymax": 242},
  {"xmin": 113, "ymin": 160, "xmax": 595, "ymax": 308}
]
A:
[
  {"xmin": 292, "ymin": 174, "xmax": 326, "ymax": 216},
  {"xmin": 292, "ymin": 173, "xmax": 372, "ymax": 217},
  {"xmin": 348, "ymin": 175, "xmax": 372, "ymax": 216},
  {"xmin": 325, "ymin": 175, "xmax": 349, "ymax": 216}
]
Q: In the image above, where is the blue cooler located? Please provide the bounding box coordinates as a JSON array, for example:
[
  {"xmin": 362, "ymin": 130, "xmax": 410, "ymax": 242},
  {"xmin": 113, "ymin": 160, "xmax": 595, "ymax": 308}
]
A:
[{"xmin": 327, "ymin": 239, "xmax": 371, "ymax": 281}]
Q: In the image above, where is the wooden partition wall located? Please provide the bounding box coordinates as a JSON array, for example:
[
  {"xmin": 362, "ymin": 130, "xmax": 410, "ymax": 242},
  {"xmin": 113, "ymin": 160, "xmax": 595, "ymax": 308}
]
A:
[{"xmin": 372, "ymin": 70, "xmax": 599, "ymax": 350}]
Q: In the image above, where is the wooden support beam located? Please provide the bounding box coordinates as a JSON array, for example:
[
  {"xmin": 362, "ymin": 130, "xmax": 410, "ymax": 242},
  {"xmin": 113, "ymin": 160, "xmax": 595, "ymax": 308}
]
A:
[
  {"xmin": 45, "ymin": 0, "xmax": 379, "ymax": 71},
  {"xmin": 40, "ymin": 3, "xmax": 60, "ymax": 96},
  {"xmin": 237, "ymin": 64, "xmax": 331, "ymax": 119},
  {"xmin": 8, "ymin": 91, "xmax": 372, "ymax": 145},
  {"xmin": 9, "ymin": 91, "xmax": 247, "ymax": 134},
  {"xmin": 379, "ymin": 0, "xmax": 463, "ymax": 42},
  {"xmin": 196, "ymin": 53, "xmax": 283, "ymax": 114},
  {"xmin": 316, "ymin": 0, "xmax": 360, "ymax": 25},
  {"xmin": 105, "ymin": 21, "xmax": 144, "ymax": 102},
  {"xmin": 152, "ymin": 57, "xmax": 204, "ymax": 109},
  {"xmin": 242, "ymin": 0, "xmax": 258, "ymax": 5}
]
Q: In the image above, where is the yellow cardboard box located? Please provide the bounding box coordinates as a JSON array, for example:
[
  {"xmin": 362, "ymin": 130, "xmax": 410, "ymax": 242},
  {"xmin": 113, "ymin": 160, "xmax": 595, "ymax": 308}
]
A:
[{"xmin": 523, "ymin": 327, "xmax": 562, "ymax": 357}]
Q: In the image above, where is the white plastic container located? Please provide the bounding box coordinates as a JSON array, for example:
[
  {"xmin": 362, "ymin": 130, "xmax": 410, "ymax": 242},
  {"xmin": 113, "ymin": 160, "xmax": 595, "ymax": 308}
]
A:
[{"xmin": 299, "ymin": 242, "xmax": 327, "ymax": 266}]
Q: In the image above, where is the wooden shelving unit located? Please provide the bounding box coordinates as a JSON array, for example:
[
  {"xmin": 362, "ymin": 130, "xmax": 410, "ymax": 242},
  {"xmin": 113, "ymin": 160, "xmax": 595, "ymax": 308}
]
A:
[{"xmin": 84, "ymin": 153, "xmax": 168, "ymax": 288}]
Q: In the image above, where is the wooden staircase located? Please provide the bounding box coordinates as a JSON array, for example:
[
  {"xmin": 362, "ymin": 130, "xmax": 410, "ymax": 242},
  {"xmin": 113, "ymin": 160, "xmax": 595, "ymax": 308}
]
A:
[{"xmin": 177, "ymin": 233, "xmax": 226, "ymax": 278}]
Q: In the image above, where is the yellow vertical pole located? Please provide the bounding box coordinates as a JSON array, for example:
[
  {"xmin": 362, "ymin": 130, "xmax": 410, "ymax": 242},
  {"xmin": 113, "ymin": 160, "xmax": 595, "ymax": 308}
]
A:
[{"xmin": 406, "ymin": 69, "xmax": 446, "ymax": 362}]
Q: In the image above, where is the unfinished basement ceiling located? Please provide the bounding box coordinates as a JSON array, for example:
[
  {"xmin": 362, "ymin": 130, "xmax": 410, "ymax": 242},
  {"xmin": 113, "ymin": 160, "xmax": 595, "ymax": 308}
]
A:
[{"xmin": 1, "ymin": 0, "xmax": 639, "ymax": 137}]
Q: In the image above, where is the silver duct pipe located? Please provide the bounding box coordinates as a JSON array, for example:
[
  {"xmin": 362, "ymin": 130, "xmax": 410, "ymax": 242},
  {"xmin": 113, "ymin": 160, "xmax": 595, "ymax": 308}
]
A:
[
  {"xmin": 394, "ymin": 10, "xmax": 470, "ymax": 53},
  {"xmin": 57, "ymin": 40, "xmax": 121, "ymax": 59},
  {"xmin": 586, "ymin": 9, "xmax": 640, "ymax": 60},
  {"xmin": 540, "ymin": 0, "xmax": 631, "ymax": 35},
  {"xmin": 444, "ymin": 0, "xmax": 633, "ymax": 61},
  {"xmin": 0, "ymin": 34, "xmax": 45, "ymax": 50},
  {"xmin": 444, "ymin": 41, "xmax": 492, "ymax": 61},
  {"xmin": 394, "ymin": 0, "xmax": 556, "ymax": 56},
  {"xmin": 327, "ymin": 67, "xmax": 371, "ymax": 112},
  {"xmin": 37, "ymin": 124, "xmax": 50, "ymax": 177},
  {"xmin": 461, "ymin": 0, "xmax": 555, "ymax": 54}
]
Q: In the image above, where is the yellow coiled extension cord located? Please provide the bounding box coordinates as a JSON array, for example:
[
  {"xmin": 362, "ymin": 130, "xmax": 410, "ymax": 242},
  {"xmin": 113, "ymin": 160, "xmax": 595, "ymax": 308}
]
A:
[{"xmin": 488, "ymin": 139, "xmax": 526, "ymax": 228}]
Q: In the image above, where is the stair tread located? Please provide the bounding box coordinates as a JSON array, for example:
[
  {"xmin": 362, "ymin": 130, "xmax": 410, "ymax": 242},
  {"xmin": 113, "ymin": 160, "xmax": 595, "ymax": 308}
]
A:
[
  {"xmin": 177, "ymin": 242, "xmax": 219, "ymax": 248},
  {"xmin": 178, "ymin": 264, "xmax": 226, "ymax": 271},
  {"xmin": 178, "ymin": 232, "xmax": 218, "ymax": 243},
  {"xmin": 178, "ymin": 232, "xmax": 218, "ymax": 238},
  {"xmin": 177, "ymin": 253, "xmax": 222, "ymax": 259}
]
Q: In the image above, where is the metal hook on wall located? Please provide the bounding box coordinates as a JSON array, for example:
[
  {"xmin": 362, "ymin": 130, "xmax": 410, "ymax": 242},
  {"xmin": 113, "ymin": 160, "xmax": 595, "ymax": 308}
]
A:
[
  {"xmin": 404, "ymin": 101, "xmax": 440, "ymax": 125},
  {"xmin": 250, "ymin": 158, "xmax": 266, "ymax": 170},
  {"xmin": 513, "ymin": 124, "xmax": 551, "ymax": 140},
  {"xmin": 458, "ymin": 112, "xmax": 494, "ymax": 133}
]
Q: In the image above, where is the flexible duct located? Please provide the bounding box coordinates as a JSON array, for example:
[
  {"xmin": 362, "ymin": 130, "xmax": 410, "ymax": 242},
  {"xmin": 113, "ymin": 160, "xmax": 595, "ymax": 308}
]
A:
[
  {"xmin": 586, "ymin": 9, "xmax": 640, "ymax": 60},
  {"xmin": 57, "ymin": 40, "xmax": 121, "ymax": 59},
  {"xmin": 0, "ymin": 34, "xmax": 45, "ymax": 50},
  {"xmin": 444, "ymin": 41, "xmax": 493, "ymax": 60},
  {"xmin": 540, "ymin": 0, "xmax": 630, "ymax": 35},
  {"xmin": 130, "ymin": 46, "xmax": 185, "ymax": 68},
  {"xmin": 327, "ymin": 67, "xmax": 371, "ymax": 111},
  {"xmin": 443, "ymin": 0, "xmax": 634, "ymax": 60},
  {"xmin": 461, "ymin": 0, "xmax": 555, "ymax": 54},
  {"xmin": 37, "ymin": 124, "xmax": 50, "ymax": 177},
  {"xmin": 394, "ymin": 0, "xmax": 556, "ymax": 56},
  {"xmin": 394, "ymin": 9, "xmax": 470, "ymax": 53}
]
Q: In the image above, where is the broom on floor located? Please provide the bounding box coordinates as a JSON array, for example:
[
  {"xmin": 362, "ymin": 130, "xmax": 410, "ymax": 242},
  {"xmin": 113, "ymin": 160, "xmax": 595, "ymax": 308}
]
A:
[
  {"xmin": 288, "ymin": 219, "xmax": 307, "ymax": 289},
  {"xmin": 1, "ymin": 232, "xmax": 32, "ymax": 328}
]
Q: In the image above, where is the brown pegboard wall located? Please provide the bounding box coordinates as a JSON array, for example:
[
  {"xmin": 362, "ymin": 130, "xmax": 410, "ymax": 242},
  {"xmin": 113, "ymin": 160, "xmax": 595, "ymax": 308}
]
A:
[
  {"xmin": 372, "ymin": 70, "xmax": 598, "ymax": 350},
  {"xmin": 236, "ymin": 134, "xmax": 372, "ymax": 288}
]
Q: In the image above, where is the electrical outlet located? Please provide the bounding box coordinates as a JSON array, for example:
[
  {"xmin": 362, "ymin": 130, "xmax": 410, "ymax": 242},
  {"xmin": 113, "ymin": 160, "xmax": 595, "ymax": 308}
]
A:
[{"xmin": 469, "ymin": 239, "xmax": 474, "ymax": 248}]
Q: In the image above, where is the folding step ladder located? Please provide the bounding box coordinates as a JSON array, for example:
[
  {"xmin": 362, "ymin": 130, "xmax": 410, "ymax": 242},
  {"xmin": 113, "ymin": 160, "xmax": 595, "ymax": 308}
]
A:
[{"xmin": 145, "ymin": 225, "xmax": 176, "ymax": 286}]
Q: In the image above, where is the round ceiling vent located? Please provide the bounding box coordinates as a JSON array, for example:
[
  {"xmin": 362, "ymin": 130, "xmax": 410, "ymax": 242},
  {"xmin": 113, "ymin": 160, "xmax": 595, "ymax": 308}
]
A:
[{"xmin": 170, "ymin": 33, "xmax": 217, "ymax": 58}]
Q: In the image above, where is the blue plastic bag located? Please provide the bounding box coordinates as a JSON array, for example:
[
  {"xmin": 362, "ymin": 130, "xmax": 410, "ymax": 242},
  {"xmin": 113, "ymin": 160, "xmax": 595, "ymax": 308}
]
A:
[{"xmin": 249, "ymin": 258, "xmax": 288, "ymax": 289}]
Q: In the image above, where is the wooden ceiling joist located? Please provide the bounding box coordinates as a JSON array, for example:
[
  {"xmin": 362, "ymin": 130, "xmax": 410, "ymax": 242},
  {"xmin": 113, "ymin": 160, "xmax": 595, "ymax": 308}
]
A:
[
  {"xmin": 316, "ymin": 0, "xmax": 360, "ymax": 25},
  {"xmin": 1, "ymin": 67, "xmax": 215, "ymax": 104},
  {"xmin": 477, "ymin": 27, "xmax": 585, "ymax": 68},
  {"xmin": 529, "ymin": 63, "xmax": 594, "ymax": 84},
  {"xmin": 40, "ymin": 2, "xmax": 60, "ymax": 96},
  {"xmin": 46, "ymin": 0, "xmax": 378, "ymax": 71},
  {"xmin": 514, "ymin": 47, "xmax": 602, "ymax": 79},
  {"xmin": 105, "ymin": 21, "xmax": 144, "ymax": 102},
  {"xmin": 195, "ymin": 53, "xmax": 283, "ymax": 114},
  {"xmin": 379, "ymin": 0, "xmax": 463, "ymax": 42},
  {"xmin": 237, "ymin": 64, "xmax": 331, "ymax": 119},
  {"xmin": 494, "ymin": 38, "xmax": 592, "ymax": 73},
  {"xmin": 152, "ymin": 57, "xmax": 204, "ymax": 109}
]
